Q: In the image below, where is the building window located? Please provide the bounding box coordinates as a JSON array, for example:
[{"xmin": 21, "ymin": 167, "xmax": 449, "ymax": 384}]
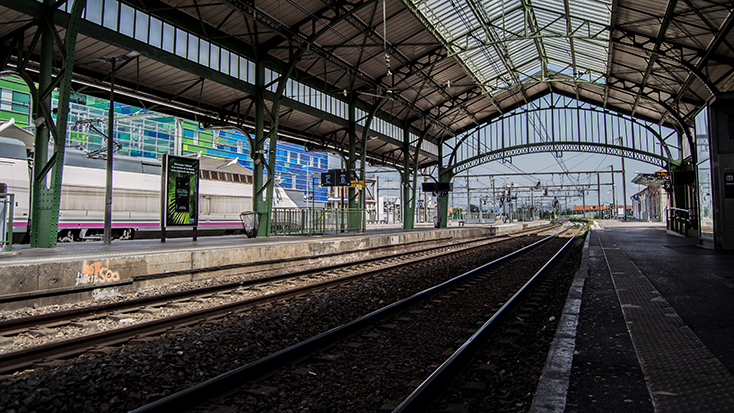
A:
[{"xmin": 11, "ymin": 91, "xmax": 30, "ymax": 114}]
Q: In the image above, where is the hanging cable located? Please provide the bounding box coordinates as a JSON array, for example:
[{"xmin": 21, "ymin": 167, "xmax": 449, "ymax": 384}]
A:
[{"xmin": 384, "ymin": 0, "xmax": 392, "ymax": 77}]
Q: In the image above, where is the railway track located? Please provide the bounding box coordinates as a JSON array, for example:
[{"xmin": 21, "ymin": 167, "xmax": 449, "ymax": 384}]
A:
[
  {"xmin": 0, "ymin": 224, "xmax": 558, "ymax": 335},
  {"xmin": 0, "ymin": 224, "xmax": 562, "ymax": 375},
  {"xmin": 0, "ymin": 223, "xmax": 558, "ymax": 312},
  {"xmin": 125, "ymin": 230, "xmax": 582, "ymax": 412}
]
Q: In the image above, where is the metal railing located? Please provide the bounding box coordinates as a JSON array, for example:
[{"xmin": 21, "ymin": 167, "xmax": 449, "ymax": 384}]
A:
[
  {"xmin": 667, "ymin": 207, "xmax": 690, "ymax": 235},
  {"xmin": 271, "ymin": 207, "xmax": 366, "ymax": 235},
  {"xmin": 0, "ymin": 193, "xmax": 14, "ymax": 252}
]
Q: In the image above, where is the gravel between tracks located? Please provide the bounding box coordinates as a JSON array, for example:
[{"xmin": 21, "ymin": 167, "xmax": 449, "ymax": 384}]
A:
[
  {"xmin": 0, "ymin": 235, "xmax": 565, "ymax": 413},
  {"xmin": 0, "ymin": 235, "xmax": 512, "ymax": 353},
  {"xmin": 200, "ymin": 238, "xmax": 575, "ymax": 412}
]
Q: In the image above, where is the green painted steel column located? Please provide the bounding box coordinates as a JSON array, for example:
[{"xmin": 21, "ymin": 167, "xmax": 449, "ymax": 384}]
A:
[
  {"xmin": 252, "ymin": 59, "xmax": 268, "ymax": 236},
  {"xmin": 402, "ymin": 126, "xmax": 415, "ymax": 230},
  {"xmin": 438, "ymin": 143, "xmax": 451, "ymax": 228},
  {"xmin": 348, "ymin": 103, "xmax": 359, "ymax": 232},
  {"xmin": 357, "ymin": 101, "xmax": 368, "ymax": 233},
  {"xmin": 30, "ymin": 3, "xmax": 53, "ymax": 247},
  {"xmin": 29, "ymin": 0, "xmax": 85, "ymax": 247},
  {"xmin": 670, "ymin": 135, "xmax": 690, "ymax": 215},
  {"xmin": 353, "ymin": 98, "xmax": 384, "ymax": 232}
]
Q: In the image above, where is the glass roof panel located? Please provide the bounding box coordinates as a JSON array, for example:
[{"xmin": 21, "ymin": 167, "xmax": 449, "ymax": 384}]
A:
[{"xmin": 409, "ymin": 0, "xmax": 612, "ymax": 94}]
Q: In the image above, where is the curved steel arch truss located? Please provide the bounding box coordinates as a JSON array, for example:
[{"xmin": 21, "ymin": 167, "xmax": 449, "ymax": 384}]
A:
[
  {"xmin": 454, "ymin": 143, "xmax": 667, "ymax": 176},
  {"xmin": 444, "ymin": 94, "xmax": 680, "ymax": 177}
]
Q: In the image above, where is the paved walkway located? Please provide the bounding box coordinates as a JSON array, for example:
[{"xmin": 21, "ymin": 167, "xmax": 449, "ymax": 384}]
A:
[{"xmin": 532, "ymin": 221, "xmax": 734, "ymax": 412}]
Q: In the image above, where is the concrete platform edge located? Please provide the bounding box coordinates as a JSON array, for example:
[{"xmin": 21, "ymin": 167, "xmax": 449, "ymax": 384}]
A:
[
  {"xmin": 0, "ymin": 223, "xmax": 548, "ymax": 309},
  {"xmin": 529, "ymin": 230, "xmax": 591, "ymax": 413}
]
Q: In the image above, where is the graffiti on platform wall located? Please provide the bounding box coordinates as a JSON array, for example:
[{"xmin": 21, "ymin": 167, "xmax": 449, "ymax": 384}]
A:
[{"xmin": 75, "ymin": 259, "xmax": 121, "ymax": 285}]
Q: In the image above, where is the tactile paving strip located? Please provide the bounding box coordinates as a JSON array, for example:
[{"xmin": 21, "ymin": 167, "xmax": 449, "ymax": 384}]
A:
[{"xmin": 599, "ymin": 231, "xmax": 734, "ymax": 413}]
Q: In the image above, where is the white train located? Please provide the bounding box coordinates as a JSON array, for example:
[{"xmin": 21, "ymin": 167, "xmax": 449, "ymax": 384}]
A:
[{"xmin": 0, "ymin": 129, "xmax": 293, "ymax": 243}]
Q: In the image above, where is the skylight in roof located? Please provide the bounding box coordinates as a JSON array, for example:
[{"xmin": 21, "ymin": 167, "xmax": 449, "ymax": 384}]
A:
[{"xmin": 410, "ymin": 0, "xmax": 611, "ymax": 93}]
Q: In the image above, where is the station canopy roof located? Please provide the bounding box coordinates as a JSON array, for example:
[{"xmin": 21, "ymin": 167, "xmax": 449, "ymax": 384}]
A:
[
  {"xmin": 0, "ymin": 0, "xmax": 732, "ymax": 169},
  {"xmin": 633, "ymin": 171, "xmax": 670, "ymax": 187}
]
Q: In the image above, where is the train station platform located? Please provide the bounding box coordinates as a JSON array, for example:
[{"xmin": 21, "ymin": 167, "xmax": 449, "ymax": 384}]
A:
[
  {"xmin": 532, "ymin": 221, "xmax": 734, "ymax": 413},
  {"xmin": 0, "ymin": 221, "xmax": 548, "ymax": 310}
]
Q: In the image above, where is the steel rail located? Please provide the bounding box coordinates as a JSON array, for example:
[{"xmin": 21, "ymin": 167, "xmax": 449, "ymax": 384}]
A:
[
  {"xmin": 0, "ymin": 224, "xmax": 557, "ymax": 335},
  {"xmin": 128, "ymin": 234, "xmax": 558, "ymax": 413},
  {"xmin": 0, "ymin": 228, "xmax": 556, "ymax": 375},
  {"xmin": 0, "ymin": 234, "xmax": 450, "ymax": 305},
  {"xmin": 392, "ymin": 235, "xmax": 577, "ymax": 412}
]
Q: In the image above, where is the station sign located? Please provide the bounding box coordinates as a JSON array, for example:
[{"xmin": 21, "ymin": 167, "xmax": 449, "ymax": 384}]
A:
[
  {"xmin": 350, "ymin": 180, "xmax": 365, "ymax": 190},
  {"xmin": 422, "ymin": 182, "xmax": 453, "ymax": 193},
  {"xmin": 320, "ymin": 169, "xmax": 353, "ymax": 187},
  {"xmin": 320, "ymin": 171, "xmax": 334, "ymax": 186}
]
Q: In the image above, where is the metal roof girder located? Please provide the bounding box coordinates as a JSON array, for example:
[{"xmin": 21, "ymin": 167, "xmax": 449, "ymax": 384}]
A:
[
  {"xmin": 612, "ymin": 28, "xmax": 734, "ymax": 68},
  {"xmin": 29, "ymin": 2, "xmax": 439, "ymax": 162},
  {"xmin": 669, "ymin": 9, "xmax": 734, "ymax": 109},
  {"xmin": 399, "ymin": 0, "xmax": 505, "ymax": 114},
  {"xmin": 629, "ymin": 0, "xmax": 679, "ymax": 116},
  {"xmin": 520, "ymin": 0, "xmax": 555, "ymax": 101},
  {"xmin": 331, "ymin": 8, "xmax": 482, "ymax": 125},
  {"xmin": 679, "ymin": 0, "xmax": 734, "ymax": 55},
  {"xmin": 220, "ymin": 0, "xmax": 378, "ymax": 96},
  {"xmin": 607, "ymin": 74, "xmax": 699, "ymax": 107},
  {"xmin": 455, "ymin": 0, "xmax": 532, "ymax": 108},
  {"xmin": 221, "ymin": 0, "xmax": 451, "ymax": 138},
  {"xmin": 611, "ymin": 31, "xmax": 722, "ymax": 97}
]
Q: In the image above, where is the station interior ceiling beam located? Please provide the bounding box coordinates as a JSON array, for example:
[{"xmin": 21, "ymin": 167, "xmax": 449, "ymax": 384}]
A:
[{"xmin": 0, "ymin": 0, "xmax": 731, "ymax": 172}]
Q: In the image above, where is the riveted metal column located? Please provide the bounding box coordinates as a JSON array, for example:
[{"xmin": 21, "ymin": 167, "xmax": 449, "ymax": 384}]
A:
[
  {"xmin": 30, "ymin": 2, "xmax": 54, "ymax": 247},
  {"xmin": 351, "ymin": 98, "xmax": 383, "ymax": 232},
  {"xmin": 438, "ymin": 145, "xmax": 451, "ymax": 228},
  {"xmin": 252, "ymin": 59, "xmax": 267, "ymax": 236},
  {"xmin": 357, "ymin": 101, "xmax": 368, "ymax": 233},
  {"xmin": 402, "ymin": 126, "xmax": 415, "ymax": 230},
  {"xmin": 30, "ymin": 0, "xmax": 85, "ymax": 247},
  {"xmin": 670, "ymin": 130, "xmax": 691, "ymax": 222},
  {"xmin": 347, "ymin": 107, "xmax": 360, "ymax": 233},
  {"xmin": 356, "ymin": 96, "xmax": 385, "ymax": 230}
]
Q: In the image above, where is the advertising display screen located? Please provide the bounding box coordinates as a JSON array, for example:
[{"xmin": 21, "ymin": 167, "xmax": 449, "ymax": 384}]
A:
[{"xmin": 163, "ymin": 154, "xmax": 200, "ymax": 226}]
